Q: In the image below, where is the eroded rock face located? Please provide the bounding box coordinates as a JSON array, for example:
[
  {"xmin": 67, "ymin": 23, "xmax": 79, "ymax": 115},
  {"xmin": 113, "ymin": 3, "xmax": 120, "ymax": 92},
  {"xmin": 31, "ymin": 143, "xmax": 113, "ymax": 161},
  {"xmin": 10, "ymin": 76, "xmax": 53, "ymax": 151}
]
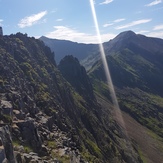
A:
[
  {"xmin": 58, "ymin": 55, "xmax": 95, "ymax": 101},
  {"xmin": 0, "ymin": 126, "xmax": 15, "ymax": 163},
  {"xmin": 16, "ymin": 120, "xmax": 42, "ymax": 150},
  {"xmin": 0, "ymin": 137, "xmax": 6, "ymax": 163},
  {"xmin": 0, "ymin": 100, "xmax": 13, "ymax": 124}
]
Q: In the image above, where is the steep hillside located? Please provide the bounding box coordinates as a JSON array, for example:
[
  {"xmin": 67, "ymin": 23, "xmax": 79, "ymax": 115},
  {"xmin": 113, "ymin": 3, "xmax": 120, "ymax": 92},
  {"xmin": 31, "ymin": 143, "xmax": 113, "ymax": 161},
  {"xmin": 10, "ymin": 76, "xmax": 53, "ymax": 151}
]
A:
[
  {"xmin": 88, "ymin": 31, "xmax": 163, "ymax": 162},
  {"xmin": 39, "ymin": 36, "xmax": 98, "ymax": 64},
  {"xmin": 0, "ymin": 33, "xmax": 141, "ymax": 162}
]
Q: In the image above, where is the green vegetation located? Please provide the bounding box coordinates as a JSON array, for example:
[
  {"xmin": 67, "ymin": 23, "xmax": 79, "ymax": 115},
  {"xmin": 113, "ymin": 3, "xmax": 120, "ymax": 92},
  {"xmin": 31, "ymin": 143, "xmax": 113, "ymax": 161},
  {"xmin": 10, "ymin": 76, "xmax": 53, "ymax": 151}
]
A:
[
  {"xmin": 137, "ymin": 147, "xmax": 148, "ymax": 163},
  {"xmin": 47, "ymin": 140, "xmax": 57, "ymax": 149},
  {"xmin": 91, "ymin": 78, "xmax": 111, "ymax": 101},
  {"xmin": 58, "ymin": 155, "xmax": 70, "ymax": 163},
  {"xmin": 147, "ymin": 130, "xmax": 163, "ymax": 152},
  {"xmin": 82, "ymin": 150, "xmax": 99, "ymax": 163},
  {"xmin": 85, "ymin": 139, "xmax": 102, "ymax": 158},
  {"xmin": 89, "ymin": 48, "xmax": 163, "ymax": 138},
  {"xmin": 2, "ymin": 114, "xmax": 12, "ymax": 124},
  {"xmin": 118, "ymin": 88, "xmax": 163, "ymax": 137},
  {"xmin": 46, "ymin": 140, "xmax": 70, "ymax": 163},
  {"xmin": 13, "ymin": 140, "xmax": 33, "ymax": 153},
  {"xmin": 24, "ymin": 145, "xmax": 33, "ymax": 153}
]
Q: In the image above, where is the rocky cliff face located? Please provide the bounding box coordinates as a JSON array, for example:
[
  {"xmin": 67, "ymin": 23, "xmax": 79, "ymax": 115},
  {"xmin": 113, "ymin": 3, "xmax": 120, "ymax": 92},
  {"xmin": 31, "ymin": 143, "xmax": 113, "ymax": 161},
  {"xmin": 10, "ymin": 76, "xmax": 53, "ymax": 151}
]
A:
[
  {"xmin": 0, "ymin": 33, "xmax": 141, "ymax": 162},
  {"xmin": 58, "ymin": 55, "xmax": 95, "ymax": 102},
  {"xmin": 0, "ymin": 126, "xmax": 15, "ymax": 163}
]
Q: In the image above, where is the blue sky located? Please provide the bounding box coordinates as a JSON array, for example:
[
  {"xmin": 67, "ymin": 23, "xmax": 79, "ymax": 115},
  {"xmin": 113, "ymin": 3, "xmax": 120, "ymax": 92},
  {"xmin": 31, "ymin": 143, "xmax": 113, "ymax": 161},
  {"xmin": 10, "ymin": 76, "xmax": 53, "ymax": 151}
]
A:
[{"xmin": 0, "ymin": 0, "xmax": 163, "ymax": 43}]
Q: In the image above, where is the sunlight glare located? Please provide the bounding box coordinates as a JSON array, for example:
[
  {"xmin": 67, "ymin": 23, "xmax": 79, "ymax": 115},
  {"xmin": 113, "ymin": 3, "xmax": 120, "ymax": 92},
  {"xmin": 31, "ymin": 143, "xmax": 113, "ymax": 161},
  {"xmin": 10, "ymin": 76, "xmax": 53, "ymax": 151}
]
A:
[{"xmin": 89, "ymin": 0, "xmax": 126, "ymax": 130}]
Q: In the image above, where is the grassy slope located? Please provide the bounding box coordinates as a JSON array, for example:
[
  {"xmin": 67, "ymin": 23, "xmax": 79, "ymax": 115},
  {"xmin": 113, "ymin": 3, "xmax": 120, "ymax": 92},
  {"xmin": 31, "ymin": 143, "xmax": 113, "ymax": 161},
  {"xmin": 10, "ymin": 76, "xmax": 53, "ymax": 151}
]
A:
[
  {"xmin": 89, "ymin": 48, "xmax": 163, "ymax": 162},
  {"xmin": 94, "ymin": 83, "xmax": 163, "ymax": 163},
  {"xmin": 96, "ymin": 91, "xmax": 163, "ymax": 163},
  {"xmin": 89, "ymin": 49, "xmax": 163, "ymax": 137}
]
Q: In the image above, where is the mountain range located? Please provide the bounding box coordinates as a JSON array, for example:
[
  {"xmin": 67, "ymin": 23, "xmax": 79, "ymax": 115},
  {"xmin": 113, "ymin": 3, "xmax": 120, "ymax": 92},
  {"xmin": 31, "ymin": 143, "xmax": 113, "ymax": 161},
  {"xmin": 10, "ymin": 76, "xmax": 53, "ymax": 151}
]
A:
[
  {"xmin": 0, "ymin": 31, "xmax": 163, "ymax": 163},
  {"xmin": 39, "ymin": 36, "xmax": 98, "ymax": 64},
  {"xmin": 41, "ymin": 31, "xmax": 163, "ymax": 162}
]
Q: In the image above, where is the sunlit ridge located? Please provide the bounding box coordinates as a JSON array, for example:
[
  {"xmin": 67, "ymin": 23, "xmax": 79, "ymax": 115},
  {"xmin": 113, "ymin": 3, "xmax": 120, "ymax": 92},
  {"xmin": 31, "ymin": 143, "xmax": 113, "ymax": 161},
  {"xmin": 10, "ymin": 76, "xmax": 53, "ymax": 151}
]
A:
[{"xmin": 89, "ymin": 0, "xmax": 126, "ymax": 130}]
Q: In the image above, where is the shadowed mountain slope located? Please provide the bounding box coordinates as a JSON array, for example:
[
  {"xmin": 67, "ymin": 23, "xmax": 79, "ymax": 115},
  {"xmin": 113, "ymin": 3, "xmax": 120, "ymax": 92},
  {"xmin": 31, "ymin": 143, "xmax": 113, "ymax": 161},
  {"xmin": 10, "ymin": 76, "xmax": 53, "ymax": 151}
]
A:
[
  {"xmin": 39, "ymin": 36, "xmax": 98, "ymax": 64},
  {"xmin": 58, "ymin": 55, "xmax": 95, "ymax": 102}
]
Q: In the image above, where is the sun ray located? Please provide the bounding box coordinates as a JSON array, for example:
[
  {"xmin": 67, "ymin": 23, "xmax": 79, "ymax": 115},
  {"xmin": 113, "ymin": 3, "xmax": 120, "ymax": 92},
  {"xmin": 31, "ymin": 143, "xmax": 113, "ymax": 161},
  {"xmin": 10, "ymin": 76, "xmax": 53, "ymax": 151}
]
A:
[{"xmin": 89, "ymin": 0, "xmax": 126, "ymax": 130}]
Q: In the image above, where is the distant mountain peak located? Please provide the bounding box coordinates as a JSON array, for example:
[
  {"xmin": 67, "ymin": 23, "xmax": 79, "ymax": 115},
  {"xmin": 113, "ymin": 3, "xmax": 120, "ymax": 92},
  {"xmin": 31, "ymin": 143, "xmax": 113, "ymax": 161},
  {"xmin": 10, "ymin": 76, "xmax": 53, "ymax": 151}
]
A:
[
  {"xmin": 59, "ymin": 55, "xmax": 79, "ymax": 64},
  {"xmin": 119, "ymin": 30, "xmax": 136, "ymax": 36},
  {"xmin": 103, "ymin": 30, "xmax": 137, "ymax": 53},
  {"xmin": 114, "ymin": 30, "xmax": 136, "ymax": 41}
]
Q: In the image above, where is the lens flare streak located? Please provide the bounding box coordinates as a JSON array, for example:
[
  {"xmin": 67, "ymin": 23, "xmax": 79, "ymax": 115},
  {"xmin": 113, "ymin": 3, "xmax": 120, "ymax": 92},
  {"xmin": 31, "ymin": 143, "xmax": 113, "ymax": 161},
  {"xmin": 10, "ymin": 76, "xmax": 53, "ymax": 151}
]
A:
[{"xmin": 89, "ymin": 0, "xmax": 126, "ymax": 129}]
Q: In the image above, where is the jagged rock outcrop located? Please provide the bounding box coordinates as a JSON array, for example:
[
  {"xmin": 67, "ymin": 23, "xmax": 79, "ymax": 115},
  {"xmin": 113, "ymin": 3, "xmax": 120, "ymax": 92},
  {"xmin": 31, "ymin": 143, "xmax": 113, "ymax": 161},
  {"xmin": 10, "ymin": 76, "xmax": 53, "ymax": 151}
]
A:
[
  {"xmin": 0, "ymin": 126, "xmax": 15, "ymax": 163},
  {"xmin": 16, "ymin": 120, "xmax": 42, "ymax": 151},
  {"xmin": 58, "ymin": 55, "xmax": 95, "ymax": 101}
]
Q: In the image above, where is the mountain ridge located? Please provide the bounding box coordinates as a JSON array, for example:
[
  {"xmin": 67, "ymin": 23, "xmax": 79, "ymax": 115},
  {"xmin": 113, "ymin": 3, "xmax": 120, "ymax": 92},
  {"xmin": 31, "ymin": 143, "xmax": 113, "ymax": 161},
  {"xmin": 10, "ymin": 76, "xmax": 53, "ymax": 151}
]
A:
[
  {"xmin": 0, "ymin": 33, "xmax": 142, "ymax": 162},
  {"xmin": 40, "ymin": 31, "xmax": 163, "ymax": 72},
  {"xmin": 84, "ymin": 30, "xmax": 163, "ymax": 70},
  {"xmin": 39, "ymin": 36, "xmax": 98, "ymax": 64}
]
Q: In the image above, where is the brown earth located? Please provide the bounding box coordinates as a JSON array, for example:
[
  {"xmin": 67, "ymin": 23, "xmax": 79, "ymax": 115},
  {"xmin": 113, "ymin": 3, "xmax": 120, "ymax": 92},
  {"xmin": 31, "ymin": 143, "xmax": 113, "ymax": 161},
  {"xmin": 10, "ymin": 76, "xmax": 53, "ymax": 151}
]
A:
[
  {"xmin": 122, "ymin": 112, "xmax": 163, "ymax": 163},
  {"xmin": 96, "ymin": 94, "xmax": 163, "ymax": 163}
]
